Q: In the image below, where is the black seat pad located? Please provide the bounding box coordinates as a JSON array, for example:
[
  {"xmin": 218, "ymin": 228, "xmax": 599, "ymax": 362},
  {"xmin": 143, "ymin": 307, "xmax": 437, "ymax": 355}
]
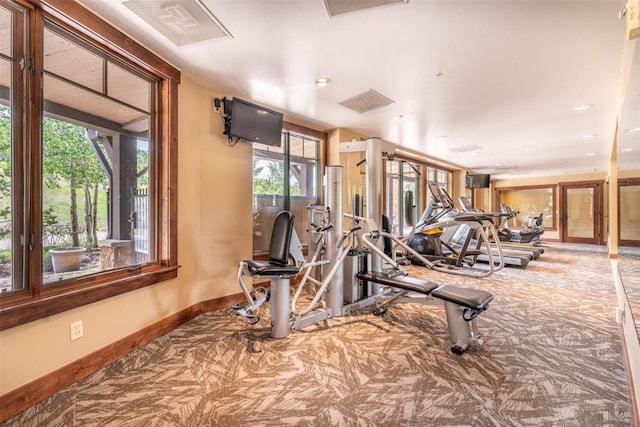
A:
[
  {"xmin": 357, "ymin": 271, "xmax": 439, "ymax": 295},
  {"xmin": 431, "ymin": 285, "xmax": 493, "ymax": 310},
  {"xmin": 246, "ymin": 260, "xmax": 300, "ymax": 277}
]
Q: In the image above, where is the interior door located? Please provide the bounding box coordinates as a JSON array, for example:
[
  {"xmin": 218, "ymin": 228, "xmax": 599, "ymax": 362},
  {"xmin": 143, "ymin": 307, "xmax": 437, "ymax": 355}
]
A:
[
  {"xmin": 619, "ymin": 179, "xmax": 640, "ymax": 247},
  {"xmin": 560, "ymin": 181, "xmax": 603, "ymax": 244}
]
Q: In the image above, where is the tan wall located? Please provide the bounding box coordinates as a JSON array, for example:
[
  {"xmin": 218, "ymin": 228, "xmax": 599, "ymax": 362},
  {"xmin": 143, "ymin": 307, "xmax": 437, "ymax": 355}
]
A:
[
  {"xmin": 451, "ymin": 170, "xmax": 468, "ymax": 210},
  {"xmin": 468, "ymin": 188, "xmax": 492, "ymax": 212},
  {"xmin": 327, "ymin": 128, "xmax": 368, "ymax": 166},
  {"xmin": 0, "ymin": 76, "xmax": 254, "ymax": 394},
  {"xmin": 619, "ymin": 169, "xmax": 640, "ymax": 179},
  {"xmin": 493, "ymin": 169, "xmax": 640, "ymax": 242}
]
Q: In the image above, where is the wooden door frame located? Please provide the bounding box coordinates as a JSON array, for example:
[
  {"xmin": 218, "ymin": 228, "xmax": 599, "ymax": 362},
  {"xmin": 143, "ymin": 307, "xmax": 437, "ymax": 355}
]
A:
[
  {"xmin": 618, "ymin": 178, "xmax": 640, "ymax": 247},
  {"xmin": 559, "ymin": 180, "xmax": 604, "ymax": 245}
]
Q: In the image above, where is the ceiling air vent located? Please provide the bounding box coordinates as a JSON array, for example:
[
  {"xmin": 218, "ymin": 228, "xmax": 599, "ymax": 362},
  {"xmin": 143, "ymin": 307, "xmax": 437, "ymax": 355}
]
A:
[
  {"xmin": 449, "ymin": 144, "xmax": 482, "ymax": 153},
  {"xmin": 123, "ymin": 0, "xmax": 231, "ymax": 47},
  {"xmin": 324, "ymin": 0, "xmax": 408, "ymax": 18},
  {"xmin": 339, "ymin": 89, "xmax": 395, "ymax": 114}
]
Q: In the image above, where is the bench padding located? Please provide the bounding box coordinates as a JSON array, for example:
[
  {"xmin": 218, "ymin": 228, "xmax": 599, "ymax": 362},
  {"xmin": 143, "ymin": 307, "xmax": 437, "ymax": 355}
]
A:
[
  {"xmin": 246, "ymin": 260, "xmax": 300, "ymax": 277},
  {"xmin": 357, "ymin": 272, "xmax": 440, "ymax": 295},
  {"xmin": 431, "ymin": 285, "xmax": 493, "ymax": 310}
]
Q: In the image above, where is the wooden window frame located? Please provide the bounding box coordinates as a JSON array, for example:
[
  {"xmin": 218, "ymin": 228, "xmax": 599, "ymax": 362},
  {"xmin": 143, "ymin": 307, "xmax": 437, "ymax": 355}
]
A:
[{"xmin": 0, "ymin": 0, "xmax": 180, "ymax": 330}]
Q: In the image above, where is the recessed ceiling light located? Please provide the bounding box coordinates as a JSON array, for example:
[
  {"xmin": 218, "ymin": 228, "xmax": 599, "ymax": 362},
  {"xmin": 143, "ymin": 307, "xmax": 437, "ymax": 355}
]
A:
[
  {"xmin": 435, "ymin": 135, "xmax": 447, "ymax": 140},
  {"xmin": 582, "ymin": 134, "xmax": 597, "ymax": 139},
  {"xmin": 586, "ymin": 152, "xmax": 596, "ymax": 156},
  {"xmin": 626, "ymin": 127, "xmax": 640, "ymax": 132},
  {"xmin": 574, "ymin": 104, "xmax": 593, "ymax": 111},
  {"xmin": 314, "ymin": 77, "xmax": 332, "ymax": 87},
  {"xmin": 621, "ymin": 148, "xmax": 633, "ymax": 152}
]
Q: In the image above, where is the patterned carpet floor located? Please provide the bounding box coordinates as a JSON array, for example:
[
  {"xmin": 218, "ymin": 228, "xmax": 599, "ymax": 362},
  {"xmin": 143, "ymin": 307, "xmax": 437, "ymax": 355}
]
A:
[{"xmin": 2, "ymin": 243, "xmax": 638, "ymax": 426}]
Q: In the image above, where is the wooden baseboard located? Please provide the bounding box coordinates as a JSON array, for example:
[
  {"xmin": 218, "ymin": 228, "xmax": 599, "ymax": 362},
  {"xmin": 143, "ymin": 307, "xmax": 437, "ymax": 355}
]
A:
[{"xmin": 0, "ymin": 293, "xmax": 245, "ymax": 423}]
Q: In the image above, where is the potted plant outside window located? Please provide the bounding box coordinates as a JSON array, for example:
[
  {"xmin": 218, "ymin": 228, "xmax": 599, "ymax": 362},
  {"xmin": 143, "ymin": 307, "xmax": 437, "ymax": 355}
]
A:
[{"xmin": 49, "ymin": 246, "xmax": 86, "ymax": 273}]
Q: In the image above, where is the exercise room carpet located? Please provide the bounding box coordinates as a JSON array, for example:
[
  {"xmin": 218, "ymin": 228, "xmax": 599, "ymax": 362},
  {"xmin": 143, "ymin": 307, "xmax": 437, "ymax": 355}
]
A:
[{"xmin": 3, "ymin": 244, "xmax": 637, "ymax": 426}]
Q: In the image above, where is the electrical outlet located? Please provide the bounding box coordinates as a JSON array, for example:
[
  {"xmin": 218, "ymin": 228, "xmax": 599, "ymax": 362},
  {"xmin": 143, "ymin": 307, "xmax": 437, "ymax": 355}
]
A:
[{"xmin": 70, "ymin": 320, "xmax": 83, "ymax": 341}]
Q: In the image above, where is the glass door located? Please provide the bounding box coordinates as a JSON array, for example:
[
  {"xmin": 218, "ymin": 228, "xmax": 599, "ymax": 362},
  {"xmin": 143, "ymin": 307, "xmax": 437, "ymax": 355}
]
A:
[
  {"xmin": 560, "ymin": 182, "xmax": 603, "ymax": 244},
  {"xmin": 619, "ymin": 179, "xmax": 640, "ymax": 247}
]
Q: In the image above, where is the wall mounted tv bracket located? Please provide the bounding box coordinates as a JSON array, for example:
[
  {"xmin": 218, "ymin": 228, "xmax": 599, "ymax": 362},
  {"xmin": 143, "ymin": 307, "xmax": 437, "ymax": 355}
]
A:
[{"xmin": 214, "ymin": 97, "xmax": 233, "ymax": 142}]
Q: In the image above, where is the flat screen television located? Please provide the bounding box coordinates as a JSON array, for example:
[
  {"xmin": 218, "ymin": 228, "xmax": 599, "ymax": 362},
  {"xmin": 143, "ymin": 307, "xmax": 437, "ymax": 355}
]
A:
[
  {"xmin": 465, "ymin": 173, "xmax": 491, "ymax": 189},
  {"xmin": 227, "ymin": 98, "xmax": 283, "ymax": 146}
]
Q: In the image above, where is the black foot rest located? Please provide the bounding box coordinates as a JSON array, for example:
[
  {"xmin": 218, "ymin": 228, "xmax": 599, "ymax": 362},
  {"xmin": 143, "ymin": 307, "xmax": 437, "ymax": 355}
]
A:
[
  {"xmin": 464, "ymin": 250, "xmax": 482, "ymax": 256},
  {"xmin": 246, "ymin": 260, "xmax": 300, "ymax": 276},
  {"xmin": 357, "ymin": 271, "xmax": 439, "ymax": 295},
  {"xmin": 431, "ymin": 285, "xmax": 493, "ymax": 311},
  {"xmin": 454, "ymin": 214, "xmax": 490, "ymax": 223}
]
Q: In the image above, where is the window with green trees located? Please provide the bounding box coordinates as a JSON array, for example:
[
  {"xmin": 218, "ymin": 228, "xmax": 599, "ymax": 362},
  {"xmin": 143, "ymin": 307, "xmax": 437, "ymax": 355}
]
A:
[
  {"xmin": 40, "ymin": 22, "xmax": 154, "ymax": 284},
  {"xmin": 252, "ymin": 131, "xmax": 321, "ymax": 253},
  {"xmin": 0, "ymin": 0, "xmax": 179, "ymax": 330}
]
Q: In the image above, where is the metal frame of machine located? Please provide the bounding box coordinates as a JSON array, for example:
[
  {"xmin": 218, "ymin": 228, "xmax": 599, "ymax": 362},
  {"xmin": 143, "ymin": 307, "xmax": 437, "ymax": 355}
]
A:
[{"xmin": 233, "ymin": 139, "xmax": 495, "ymax": 354}]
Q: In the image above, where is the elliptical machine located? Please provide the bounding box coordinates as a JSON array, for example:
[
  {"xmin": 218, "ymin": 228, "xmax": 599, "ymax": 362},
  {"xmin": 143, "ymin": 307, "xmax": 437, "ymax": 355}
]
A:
[{"xmin": 405, "ymin": 183, "xmax": 504, "ymax": 278}]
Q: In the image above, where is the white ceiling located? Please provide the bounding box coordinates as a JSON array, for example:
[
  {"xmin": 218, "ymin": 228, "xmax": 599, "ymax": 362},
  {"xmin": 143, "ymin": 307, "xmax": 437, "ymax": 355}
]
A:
[{"xmin": 77, "ymin": 0, "xmax": 640, "ymax": 179}]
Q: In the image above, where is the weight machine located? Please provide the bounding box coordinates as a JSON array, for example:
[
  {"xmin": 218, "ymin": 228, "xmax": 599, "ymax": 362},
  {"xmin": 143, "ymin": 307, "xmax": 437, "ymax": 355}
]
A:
[{"xmin": 233, "ymin": 139, "xmax": 495, "ymax": 354}]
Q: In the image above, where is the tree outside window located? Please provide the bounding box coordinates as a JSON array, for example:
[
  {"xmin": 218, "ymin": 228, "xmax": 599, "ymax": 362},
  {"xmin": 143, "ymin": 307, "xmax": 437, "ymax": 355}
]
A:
[{"xmin": 0, "ymin": 0, "xmax": 179, "ymax": 331}]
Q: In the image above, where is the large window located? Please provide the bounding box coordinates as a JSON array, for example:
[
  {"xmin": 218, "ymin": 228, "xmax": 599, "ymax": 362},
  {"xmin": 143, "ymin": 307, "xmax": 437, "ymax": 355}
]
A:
[
  {"xmin": 424, "ymin": 165, "xmax": 451, "ymax": 217},
  {"xmin": 0, "ymin": 0, "xmax": 179, "ymax": 329},
  {"xmin": 41, "ymin": 23, "xmax": 154, "ymax": 283},
  {"xmin": 383, "ymin": 161, "xmax": 451, "ymax": 237},
  {"xmin": 0, "ymin": 1, "xmax": 23, "ymax": 294},
  {"xmin": 252, "ymin": 127, "xmax": 323, "ymax": 253},
  {"xmin": 426, "ymin": 166, "xmax": 450, "ymax": 194},
  {"xmin": 385, "ymin": 159, "xmax": 421, "ymax": 236}
]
